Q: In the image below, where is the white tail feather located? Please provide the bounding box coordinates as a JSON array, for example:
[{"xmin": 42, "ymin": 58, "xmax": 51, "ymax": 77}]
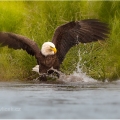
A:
[{"xmin": 32, "ymin": 65, "xmax": 39, "ymax": 74}]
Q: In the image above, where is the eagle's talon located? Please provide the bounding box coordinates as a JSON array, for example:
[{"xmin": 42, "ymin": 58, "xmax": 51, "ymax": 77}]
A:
[
  {"xmin": 47, "ymin": 69, "xmax": 60, "ymax": 78},
  {"xmin": 39, "ymin": 74, "xmax": 47, "ymax": 81}
]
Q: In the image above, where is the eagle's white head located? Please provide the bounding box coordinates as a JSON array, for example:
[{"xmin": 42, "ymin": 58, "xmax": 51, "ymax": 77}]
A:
[{"xmin": 41, "ymin": 42, "xmax": 57, "ymax": 56}]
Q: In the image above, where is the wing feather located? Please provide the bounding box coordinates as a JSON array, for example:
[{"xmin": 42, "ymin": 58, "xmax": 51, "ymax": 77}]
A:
[
  {"xmin": 0, "ymin": 32, "xmax": 40, "ymax": 56},
  {"xmin": 52, "ymin": 19, "xmax": 110, "ymax": 63}
]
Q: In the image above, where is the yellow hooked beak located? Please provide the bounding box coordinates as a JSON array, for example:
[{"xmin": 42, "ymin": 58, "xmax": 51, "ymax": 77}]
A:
[{"xmin": 50, "ymin": 47, "xmax": 57, "ymax": 54}]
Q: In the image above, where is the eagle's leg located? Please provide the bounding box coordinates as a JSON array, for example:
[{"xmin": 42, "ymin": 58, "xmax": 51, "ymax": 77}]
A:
[{"xmin": 39, "ymin": 73, "xmax": 48, "ymax": 81}]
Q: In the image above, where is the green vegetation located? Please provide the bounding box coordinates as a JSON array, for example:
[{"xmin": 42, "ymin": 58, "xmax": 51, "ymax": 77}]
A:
[{"xmin": 0, "ymin": 1, "xmax": 120, "ymax": 81}]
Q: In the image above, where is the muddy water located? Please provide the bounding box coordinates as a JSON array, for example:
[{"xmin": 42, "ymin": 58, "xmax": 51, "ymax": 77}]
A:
[{"xmin": 0, "ymin": 79, "xmax": 120, "ymax": 119}]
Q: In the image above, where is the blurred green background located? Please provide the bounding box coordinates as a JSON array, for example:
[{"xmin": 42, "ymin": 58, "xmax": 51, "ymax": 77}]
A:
[{"xmin": 0, "ymin": 1, "xmax": 120, "ymax": 81}]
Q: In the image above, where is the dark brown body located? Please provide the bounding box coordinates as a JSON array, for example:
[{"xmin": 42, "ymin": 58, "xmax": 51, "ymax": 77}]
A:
[{"xmin": 36, "ymin": 52, "xmax": 60, "ymax": 73}]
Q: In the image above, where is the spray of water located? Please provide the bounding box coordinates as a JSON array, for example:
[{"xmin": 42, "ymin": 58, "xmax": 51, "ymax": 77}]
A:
[{"xmin": 58, "ymin": 49, "xmax": 97, "ymax": 83}]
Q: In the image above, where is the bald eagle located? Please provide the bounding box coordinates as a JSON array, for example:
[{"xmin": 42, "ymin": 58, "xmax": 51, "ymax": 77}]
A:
[{"xmin": 0, "ymin": 19, "xmax": 109, "ymax": 81}]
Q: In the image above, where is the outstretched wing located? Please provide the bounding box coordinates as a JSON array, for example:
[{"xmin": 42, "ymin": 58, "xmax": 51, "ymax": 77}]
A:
[
  {"xmin": 0, "ymin": 32, "xmax": 40, "ymax": 56},
  {"xmin": 52, "ymin": 19, "xmax": 110, "ymax": 64}
]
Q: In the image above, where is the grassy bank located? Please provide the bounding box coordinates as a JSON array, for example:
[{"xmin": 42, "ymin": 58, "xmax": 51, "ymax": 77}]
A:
[{"xmin": 0, "ymin": 1, "xmax": 120, "ymax": 81}]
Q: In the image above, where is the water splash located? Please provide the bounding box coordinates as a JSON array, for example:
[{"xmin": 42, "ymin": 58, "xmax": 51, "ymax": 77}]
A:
[
  {"xmin": 58, "ymin": 49, "xmax": 97, "ymax": 83},
  {"xmin": 58, "ymin": 67, "xmax": 97, "ymax": 83}
]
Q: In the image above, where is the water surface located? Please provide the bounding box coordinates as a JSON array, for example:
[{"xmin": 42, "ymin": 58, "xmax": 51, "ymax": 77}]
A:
[{"xmin": 0, "ymin": 80, "xmax": 120, "ymax": 119}]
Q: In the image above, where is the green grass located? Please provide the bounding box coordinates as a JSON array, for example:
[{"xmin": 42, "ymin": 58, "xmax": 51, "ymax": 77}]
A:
[{"xmin": 0, "ymin": 1, "xmax": 120, "ymax": 81}]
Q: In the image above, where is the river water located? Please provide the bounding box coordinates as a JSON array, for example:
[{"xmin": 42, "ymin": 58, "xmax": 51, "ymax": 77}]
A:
[{"xmin": 0, "ymin": 71, "xmax": 120, "ymax": 119}]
